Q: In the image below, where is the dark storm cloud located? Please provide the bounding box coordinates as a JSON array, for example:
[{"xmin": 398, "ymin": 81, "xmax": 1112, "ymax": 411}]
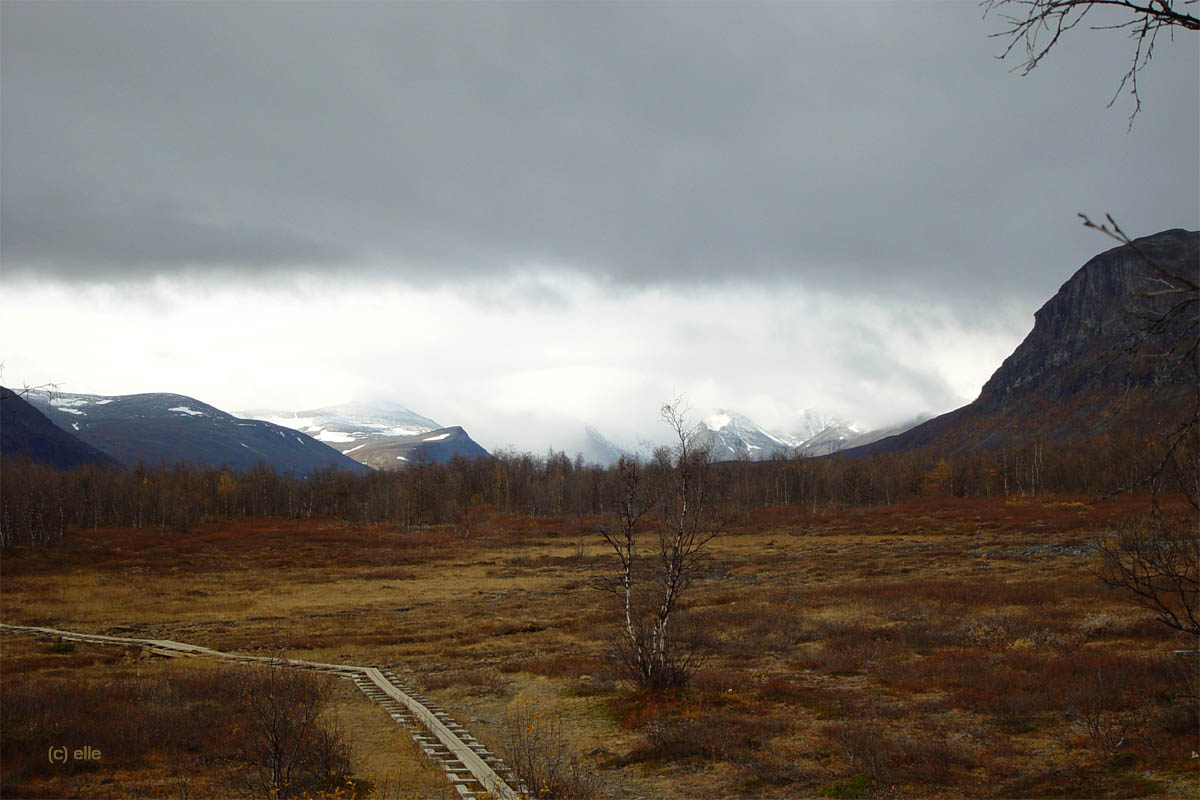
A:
[
  {"xmin": 2, "ymin": 1, "xmax": 1196, "ymax": 304},
  {"xmin": 3, "ymin": 189, "xmax": 349, "ymax": 275}
]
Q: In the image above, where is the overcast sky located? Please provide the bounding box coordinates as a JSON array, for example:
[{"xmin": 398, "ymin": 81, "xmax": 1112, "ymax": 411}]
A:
[{"xmin": 2, "ymin": 1, "xmax": 1196, "ymax": 452}]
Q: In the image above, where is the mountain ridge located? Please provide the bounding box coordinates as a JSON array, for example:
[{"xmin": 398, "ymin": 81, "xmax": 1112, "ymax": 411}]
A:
[
  {"xmin": 842, "ymin": 228, "xmax": 1199, "ymax": 457},
  {"xmin": 26, "ymin": 390, "xmax": 370, "ymax": 475},
  {"xmin": 1, "ymin": 387, "xmax": 120, "ymax": 470},
  {"xmin": 241, "ymin": 401, "xmax": 490, "ymax": 468}
]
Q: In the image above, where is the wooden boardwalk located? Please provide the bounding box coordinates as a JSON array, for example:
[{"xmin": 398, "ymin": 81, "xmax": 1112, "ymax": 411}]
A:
[{"xmin": 1, "ymin": 622, "xmax": 523, "ymax": 800}]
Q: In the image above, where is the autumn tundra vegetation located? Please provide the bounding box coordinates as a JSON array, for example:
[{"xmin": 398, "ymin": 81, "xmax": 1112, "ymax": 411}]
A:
[
  {"xmin": 2, "ymin": 392, "xmax": 1197, "ymax": 798},
  {"xmin": 1, "ymin": 411, "xmax": 1189, "ymax": 548}
]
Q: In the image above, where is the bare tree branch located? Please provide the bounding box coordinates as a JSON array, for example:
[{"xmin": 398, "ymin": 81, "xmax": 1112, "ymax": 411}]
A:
[{"xmin": 983, "ymin": 0, "xmax": 1200, "ymax": 125}]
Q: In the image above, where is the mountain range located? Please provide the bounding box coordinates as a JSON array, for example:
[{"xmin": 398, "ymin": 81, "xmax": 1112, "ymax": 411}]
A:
[
  {"xmin": 239, "ymin": 402, "xmax": 490, "ymax": 467},
  {"xmin": 242, "ymin": 401, "xmax": 443, "ymax": 445},
  {"xmin": 533, "ymin": 410, "xmax": 923, "ymax": 466},
  {"xmin": 21, "ymin": 390, "xmax": 369, "ymax": 475},
  {"xmin": 4, "ymin": 228, "xmax": 1193, "ymax": 474}
]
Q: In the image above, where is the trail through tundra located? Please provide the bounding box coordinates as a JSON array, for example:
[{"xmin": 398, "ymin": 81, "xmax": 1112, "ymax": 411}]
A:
[{"xmin": 0, "ymin": 622, "xmax": 522, "ymax": 800}]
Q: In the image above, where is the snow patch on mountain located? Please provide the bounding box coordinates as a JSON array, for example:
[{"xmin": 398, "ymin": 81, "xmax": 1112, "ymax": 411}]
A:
[
  {"xmin": 23, "ymin": 388, "xmax": 367, "ymax": 474},
  {"xmin": 50, "ymin": 396, "xmax": 91, "ymax": 409},
  {"xmin": 588, "ymin": 406, "xmax": 924, "ymax": 463},
  {"xmin": 241, "ymin": 401, "xmax": 442, "ymax": 451},
  {"xmin": 314, "ymin": 429, "xmax": 356, "ymax": 444}
]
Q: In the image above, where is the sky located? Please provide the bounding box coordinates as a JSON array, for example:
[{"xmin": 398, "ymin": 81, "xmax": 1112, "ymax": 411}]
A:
[{"xmin": 2, "ymin": 1, "xmax": 1197, "ymax": 453}]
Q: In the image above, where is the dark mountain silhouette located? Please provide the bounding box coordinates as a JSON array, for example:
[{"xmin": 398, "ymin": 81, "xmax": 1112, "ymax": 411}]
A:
[
  {"xmin": 1, "ymin": 387, "xmax": 120, "ymax": 470},
  {"xmin": 25, "ymin": 390, "xmax": 370, "ymax": 475},
  {"xmin": 844, "ymin": 228, "xmax": 1198, "ymax": 457}
]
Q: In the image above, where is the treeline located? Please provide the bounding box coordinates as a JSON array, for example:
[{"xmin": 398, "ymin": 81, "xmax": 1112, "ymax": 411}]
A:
[{"xmin": 0, "ymin": 429, "xmax": 1185, "ymax": 549}]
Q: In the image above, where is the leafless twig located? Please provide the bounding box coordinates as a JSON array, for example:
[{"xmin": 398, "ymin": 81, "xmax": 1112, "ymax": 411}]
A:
[{"xmin": 983, "ymin": 1, "xmax": 1200, "ymax": 126}]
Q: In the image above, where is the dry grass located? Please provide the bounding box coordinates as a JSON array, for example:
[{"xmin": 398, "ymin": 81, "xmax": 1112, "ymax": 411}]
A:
[
  {"xmin": 0, "ymin": 635, "xmax": 443, "ymax": 799},
  {"xmin": 1, "ymin": 493, "xmax": 1197, "ymax": 798}
]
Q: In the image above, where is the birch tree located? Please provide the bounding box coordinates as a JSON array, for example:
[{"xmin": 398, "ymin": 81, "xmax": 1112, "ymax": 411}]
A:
[{"xmin": 597, "ymin": 399, "xmax": 721, "ymax": 691}]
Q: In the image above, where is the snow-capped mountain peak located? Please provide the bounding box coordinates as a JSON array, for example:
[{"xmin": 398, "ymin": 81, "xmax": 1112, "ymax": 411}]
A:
[
  {"xmin": 790, "ymin": 408, "xmax": 864, "ymax": 442},
  {"xmin": 241, "ymin": 401, "xmax": 442, "ymax": 446},
  {"xmin": 239, "ymin": 400, "xmax": 488, "ymax": 469},
  {"xmin": 695, "ymin": 409, "xmax": 792, "ymax": 460}
]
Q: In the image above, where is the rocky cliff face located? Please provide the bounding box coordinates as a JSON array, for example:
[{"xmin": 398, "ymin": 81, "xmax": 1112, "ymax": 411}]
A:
[
  {"xmin": 978, "ymin": 228, "xmax": 1198, "ymax": 412},
  {"xmin": 844, "ymin": 228, "xmax": 1198, "ymax": 456}
]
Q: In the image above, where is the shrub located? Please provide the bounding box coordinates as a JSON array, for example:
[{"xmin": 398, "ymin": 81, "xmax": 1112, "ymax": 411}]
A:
[
  {"xmin": 498, "ymin": 696, "xmax": 599, "ymax": 800},
  {"xmin": 228, "ymin": 659, "xmax": 351, "ymax": 799},
  {"xmin": 758, "ymin": 677, "xmax": 809, "ymax": 704},
  {"xmin": 895, "ymin": 733, "xmax": 975, "ymax": 784},
  {"xmin": 821, "ymin": 720, "xmax": 898, "ymax": 781},
  {"xmin": 821, "ymin": 719, "xmax": 975, "ymax": 788},
  {"xmin": 1061, "ymin": 652, "xmax": 1142, "ymax": 756},
  {"xmin": 818, "ymin": 633, "xmax": 898, "ymax": 676},
  {"xmin": 0, "ymin": 665, "xmax": 236, "ymax": 795}
]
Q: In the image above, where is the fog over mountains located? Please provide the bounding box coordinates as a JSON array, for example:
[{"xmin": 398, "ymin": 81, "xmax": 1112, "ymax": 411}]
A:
[
  {"xmin": 6, "ymin": 229, "xmax": 1193, "ymax": 474},
  {"xmin": 6, "ymin": 384, "xmax": 912, "ymax": 474},
  {"xmin": 242, "ymin": 401, "xmax": 443, "ymax": 446},
  {"xmin": 244, "ymin": 402, "xmax": 918, "ymax": 466},
  {"xmin": 240, "ymin": 402, "xmax": 490, "ymax": 467},
  {"xmin": 2, "ymin": 2, "xmax": 1194, "ymax": 474},
  {"xmin": 240, "ymin": 399, "xmax": 916, "ymax": 466}
]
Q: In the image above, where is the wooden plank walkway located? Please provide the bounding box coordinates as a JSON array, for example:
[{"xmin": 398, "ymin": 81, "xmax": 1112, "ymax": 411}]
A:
[{"xmin": 0, "ymin": 622, "xmax": 523, "ymax": 800}]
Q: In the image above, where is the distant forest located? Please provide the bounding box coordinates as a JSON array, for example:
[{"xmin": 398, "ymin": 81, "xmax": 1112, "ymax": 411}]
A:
[{"xmin": 2, "ymin": 426, "xmax": 1188, "ymax": 549}]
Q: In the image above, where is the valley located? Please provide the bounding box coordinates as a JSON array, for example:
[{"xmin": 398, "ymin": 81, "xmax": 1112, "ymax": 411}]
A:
[
  {"xmin": 3, "ymin": 494, "xmax": 1195, "ymax": 798},
  {"xmin": 4, "ymin": 3, "xmax": 1197, "ymax": 798}
]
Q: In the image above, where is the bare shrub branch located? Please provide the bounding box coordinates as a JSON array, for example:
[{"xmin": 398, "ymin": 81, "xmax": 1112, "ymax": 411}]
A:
[
  {"xmin": 228, "ymin": 657, "xmax": 351, "ymax": 799},
  {"xmin": 498, "ymin": 696, "xmax": 599, "ymax": 800},
  {"xmin": 983, "ymin": 1, "xmax": 1200, "ymax": 125},
  {"xmin": 1097, "ymin": 522, "xmax": 1199, "ymax": 638}
]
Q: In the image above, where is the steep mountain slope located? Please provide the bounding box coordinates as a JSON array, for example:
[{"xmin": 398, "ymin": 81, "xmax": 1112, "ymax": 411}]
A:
[
  {"xmin": 26, "ymin": 391, "xmax": 369, "ymax": 474},
  {"xmin": 844, "ymin": 228, "xmax": 1199, "ymax": 457},
  {"xmin": 788, "ymin": 409, "xmax": 856, "ymax": 444},
  {"xmin": 699, "ymin": 410, "xmax": 793, "ymax": 460},
  {"xmin": 796, "ymin": 423, "xmax": 865, "ymax": 457},
  {"xmin": 796, "ymin": 415, "xmax": 930, "ymax": 456},
  {"xmin": 576, "ymin": 426, "xmax": 626, "ymax": 466},
  {"xmin": 1, "ymin": 387, "xmax": 120, "ymax": 470},
  {"xmin": 242, "ymin": 401, "xmax": 489, "ymax": 468}
]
